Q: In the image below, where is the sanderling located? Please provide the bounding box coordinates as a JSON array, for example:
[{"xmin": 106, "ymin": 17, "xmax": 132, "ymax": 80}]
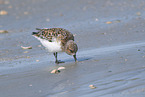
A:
[{"xmin": 32, "ymin": 28, "xmax": 78, "ymax": 64}]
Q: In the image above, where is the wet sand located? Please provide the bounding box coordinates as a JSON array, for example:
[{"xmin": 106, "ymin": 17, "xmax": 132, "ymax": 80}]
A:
[{"xmin": 0, "ymin": 0, "xmax": 145, "ymax": 97}]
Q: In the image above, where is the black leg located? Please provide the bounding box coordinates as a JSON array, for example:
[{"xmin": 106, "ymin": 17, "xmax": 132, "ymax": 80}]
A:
[
  {"xmin": 53, "ymin": 52, "xmax": 64, "ymax": 64},
  {"xmin": 53, "ymin": 52, "xmax": 58, "ymax": 63},
  {"xmin": 73, "ymin": 54, "xmax": 78, "ymax": 62}
]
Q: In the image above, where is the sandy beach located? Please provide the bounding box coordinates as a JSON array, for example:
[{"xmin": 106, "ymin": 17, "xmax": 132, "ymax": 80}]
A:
[{"xmin": 0, "ymin": 0, "xmax": 145, "ymax": 97}]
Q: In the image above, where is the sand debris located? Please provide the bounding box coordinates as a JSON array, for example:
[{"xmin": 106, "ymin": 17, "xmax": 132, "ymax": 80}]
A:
[
  {"xmin": 58, "ymin": 67, "xmax": 65, "ymax": 70},
  {"xmin": 51, "ymin": 69, "xmax": 60, "ymax": 74},
  {"xmin": 26, "ymin": 56, "xmax": 30, "ymax": 58},
  {"xmin": 24, "ymin": 11, "xmax": 29, "ymax": 15},
  {"xmin": 29, "ymin": 84, "xmax": 32, "ymax": 87},
  {"xmin": 46, "ymin": 18, "xmax": 50, "ymax": 22},
  {"xmin": 95, "ymin": 18, "xmax": 99, "ymax": 21},
  {"xmin": 114, "ymin": 20, "xmax": 121, "ymax": 23},
  {"xmin": 125, "ymin": 59, "xmax": 128, "ymax": 61},
  {"xmin": 106, "ymin": 21, "xmax": 112, "ymax": 24},
  {"xmin": 8, "ymin": 6, "xmax": 12, "ymax": 9},
  {"xmin": 39, "ymin": 90, "xmax": 42, "ymax": 93},
  {"xmin": 0, "ymin": 30, "xmax": 8, "ymax": 33},
  {"xmin": 0, "ymin": 10, "xmax": 8, "ymax": 15},
  {"xmin": 21, "ymin": 46, "xmax": 32, "ymax": 49},
  {"xmin": 136, "ymin": 12, "xmax": 141, "ymax": 16},
  {"xmin": 4, "ymin": 1, "xmax": 9, "ymax": 4},
  {"xmin": 101, "ymin": 32, "xmax": 107, "ymax": 35},
  {"xmin": 23, "ymin": 51, "xmax": 28, "ymax": 53},
  {"xmin": 89, "ymin": 85, "xmax": 97, "ymax": 89},
  {"xmin": 60, "ymin": 13, "xmax": 64, "ymax": 16},
  {"xmin": 37, "ymin": 45, "xmax": 42, "ymax": 47},
  {"xmin": 36, "ymin": 60, "xmax": 39, "ymax": 62},
  {"xmin": 73, "ymin": 34, "xmax": 77, "ymax": 36}
]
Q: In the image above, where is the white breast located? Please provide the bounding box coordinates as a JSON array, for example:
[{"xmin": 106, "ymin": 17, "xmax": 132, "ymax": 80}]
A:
[{"xmin": 34, "ymin": 36, "xmax": 62, "ymax": 52}]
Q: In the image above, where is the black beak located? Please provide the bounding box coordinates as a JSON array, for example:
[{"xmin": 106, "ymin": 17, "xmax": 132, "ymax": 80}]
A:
[{"xmin": 73, "ymin": 54, "xmax": 78, "ymax": 62}]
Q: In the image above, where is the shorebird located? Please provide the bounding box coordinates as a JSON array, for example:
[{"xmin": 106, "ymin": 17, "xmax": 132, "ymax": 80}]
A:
[{"xmin": 32, "ymin": 28, "xmax": 78, "ymax": 64}]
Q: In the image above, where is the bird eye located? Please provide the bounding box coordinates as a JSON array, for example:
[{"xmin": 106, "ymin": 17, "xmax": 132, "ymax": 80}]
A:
[{"xmin": 70, "ymin": 50, "xmax": 73, "ymax": 53}]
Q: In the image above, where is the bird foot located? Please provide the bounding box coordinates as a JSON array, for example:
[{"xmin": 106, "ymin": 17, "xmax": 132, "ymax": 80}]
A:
[{"xmin": 55, "ymin": 60, "xmax": 65, "ymax": 64}]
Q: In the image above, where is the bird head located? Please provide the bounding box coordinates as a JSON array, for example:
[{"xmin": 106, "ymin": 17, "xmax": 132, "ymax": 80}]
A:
[{"xmin": 65, "ymin": 40, "xmax": 78, "ymax": 62}]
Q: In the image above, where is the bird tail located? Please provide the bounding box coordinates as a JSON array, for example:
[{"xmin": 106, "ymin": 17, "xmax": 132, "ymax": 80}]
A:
[
  {"xmin": 32, "ymin": 28, "xmax": 42, "ymax": 35},
  {"xmin": 36, "ymin": 28, "xmax": 42, "ymax": 30},
  {"xmin": 32, "ymin": 32, "xmax": 38, "ymax": 35}
]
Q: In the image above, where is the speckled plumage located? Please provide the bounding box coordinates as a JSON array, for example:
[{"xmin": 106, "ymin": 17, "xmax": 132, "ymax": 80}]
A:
[
  {"xmin": 34, "ymin": 28, "xmax": 74, "ymax": 45},
  {"xmin": 32, "ymin": 28, "xmax": 78, "ymax": 63}
]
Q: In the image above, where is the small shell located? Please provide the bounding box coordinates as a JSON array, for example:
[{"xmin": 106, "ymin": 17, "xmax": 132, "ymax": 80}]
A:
[
  {"xmin": 29, "ymin": 84, "xmax": 32, "ymax": 87},
  {"xmin": 95, "ymin": 18, "xmax": 99, "ymax": 21},
  {"xmin": 0, "ymin": 10, "xmax": 8, "ymax": 15},
  {"xmin": 36, "ymin": 60, "xmax": 39, "ymax": 62},
  {"xmin": 58, "ymin": 67, "xmax": 65, "ymax": 70},
  {"xmin": 0, "ymin": 30, "xmax": 8, "ymax": 33},
  {"xmin": 21, "ymin": 46, "xmax": 32, "ymax": 49},
  {"xmin": 51, "ymin": 69, "xmax": 60, "ymax": 74},
  {"xmin": 106, "ymin": 21, "xmax": 112, "ymax": 24},
  {"xmin": 89, "ymin": 85, "xmax": 97, "ymax": 89}
]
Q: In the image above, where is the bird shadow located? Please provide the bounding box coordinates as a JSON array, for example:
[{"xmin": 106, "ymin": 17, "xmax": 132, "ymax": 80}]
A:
[{"xmin": 64, "ymin": 57, "xmax": 92, "ymax": 63}]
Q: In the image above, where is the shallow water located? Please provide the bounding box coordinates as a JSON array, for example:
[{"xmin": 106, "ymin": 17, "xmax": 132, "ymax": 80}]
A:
[{"xmin": 0, "ymin": 41, "xmax": 145, "ymax": 97}]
